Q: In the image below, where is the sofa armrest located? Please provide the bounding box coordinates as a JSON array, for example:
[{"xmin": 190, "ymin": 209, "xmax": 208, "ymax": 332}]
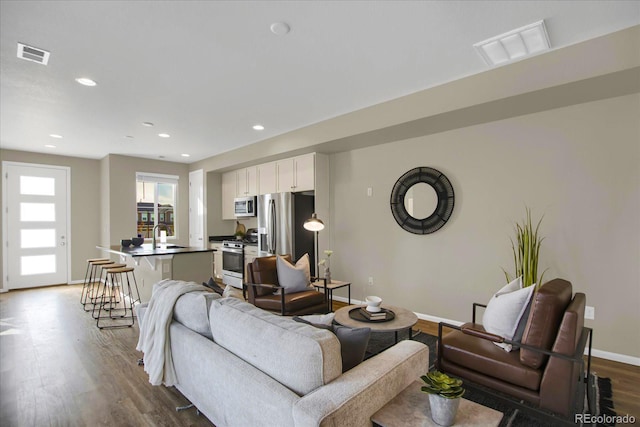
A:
[{"xmin": 292, "ymin": 340, "xmax": 429, "ymax": 427}]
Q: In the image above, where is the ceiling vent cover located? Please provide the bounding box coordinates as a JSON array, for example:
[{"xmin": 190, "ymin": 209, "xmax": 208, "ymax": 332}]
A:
[
  {"xmin": 17, "ymin": 43, "xmax": 50, "ymax": 65},
  {"xmin": 474, "ymin": 20, "xmax": 550, "ymax": 66}
]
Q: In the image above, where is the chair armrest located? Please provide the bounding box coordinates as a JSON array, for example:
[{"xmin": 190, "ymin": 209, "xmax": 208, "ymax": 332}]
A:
[
  {"xmin": 293, "ymin": 340, "xmax": 429, "ymax": 427},
  {"xmin": 244, "ymin": 283, "xmax": 282, "ymax": 292},
  {"xmin": 461, "ymin": 323, "xmax": 504, "ymax": 343},
  {"xmin": 437, "ymin": 321, "xmax": 590, "ymax": 366}
]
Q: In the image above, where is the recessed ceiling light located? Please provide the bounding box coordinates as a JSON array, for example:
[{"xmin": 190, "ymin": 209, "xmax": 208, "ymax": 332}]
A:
[
  {"xmin": 158, "ymin": 133, "xmax": 170, "ymax": 138},
  {"xmin": 474, "ymin": 20, "xmax": 550, "ymax": 66},
  {"xmin": 49, "ymin": 134, "xmax": 62, "ymax": 139},
  {"xmin": 44, "ymin": 144, "xmax": 56, "ymax": 148},
  {"xmin": 270, "ymin": 22, "xmax": 290, "ymax": 35},
  {"xmin": 181, "ymin": 153, "xmax": 190, "ymax": 157},
  {"xmin": 142, "ymin": 122, "xmax": 154, "ymax": 127},
  {"xmin": 253, "ymin": 124, "xmax": 265, "ymax": 131},
  {"xmin": 75, "ymin": 77, "xmax": 97, "ymax": 86}
]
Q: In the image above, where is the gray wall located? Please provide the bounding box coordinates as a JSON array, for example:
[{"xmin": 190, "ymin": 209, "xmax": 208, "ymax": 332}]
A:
[{"xmin": 329, "ymin": 94, "xmax": 640, "ymax": 358}]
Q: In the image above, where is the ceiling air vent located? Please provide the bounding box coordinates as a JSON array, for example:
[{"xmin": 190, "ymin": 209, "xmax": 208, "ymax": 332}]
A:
[{"xmin": 17, "ymin": 43, "xmax": 50, "ymax": 65}]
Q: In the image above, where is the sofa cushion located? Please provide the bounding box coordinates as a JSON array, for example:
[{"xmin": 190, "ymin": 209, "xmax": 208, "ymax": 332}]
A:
[
  {"xmin": 482, "ymin": 277, "xmax": 535, "ymax": 352},
  {"xmin": 173, "ymin": 291, "xmax": 221, "ymax": 339},
  {"xmin": 520, "ymin": 279, "xmax": 572, "ymax": 369},
  {"xmin": 442, "ymin": 325, "xmax": 543, "ymax": 391},
  {"xmin": 277, "ymin": 254, "xmax": 312, "ymax": 294},
  {"xmin": 209, "ymin": 297, "xmax": 342, "ymax": 396}
]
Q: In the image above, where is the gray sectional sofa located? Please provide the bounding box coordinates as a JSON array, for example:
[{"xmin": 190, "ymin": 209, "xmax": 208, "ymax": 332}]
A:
[{"xmin": 137, "ymin": 287, "xmax": 429, "ymax": 427}]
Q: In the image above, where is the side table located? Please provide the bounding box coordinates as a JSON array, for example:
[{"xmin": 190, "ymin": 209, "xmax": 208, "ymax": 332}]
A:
[{"xmin": 311, "ymin": 279, "xmax": 351, "ymax": 311}]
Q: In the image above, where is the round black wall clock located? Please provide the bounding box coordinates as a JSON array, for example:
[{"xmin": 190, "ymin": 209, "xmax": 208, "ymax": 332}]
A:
[{"xmin": 390, "ymin": 167, "xmax": 455, "ymax": 234}]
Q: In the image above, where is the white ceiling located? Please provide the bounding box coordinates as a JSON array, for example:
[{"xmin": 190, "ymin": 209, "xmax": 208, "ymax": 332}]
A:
[{"xmin": 1, "ymin": 1, "xmax": 638, "ymax": 163}]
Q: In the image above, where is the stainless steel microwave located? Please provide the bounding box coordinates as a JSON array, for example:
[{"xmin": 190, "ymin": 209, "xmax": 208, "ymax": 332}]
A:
[{"xmin": 234, "ymin": 196, "xmax": 257, "ymax": 217}]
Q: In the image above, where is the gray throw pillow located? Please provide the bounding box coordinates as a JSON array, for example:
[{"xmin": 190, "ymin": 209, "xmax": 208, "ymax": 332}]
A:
[
  {"xmin": 333, "ymin": 325, "xmax": 371, "ymax": 372},
  {"xmin": 293, "ymin": 317, "xmax": 371, "ymax": 372},
  {"xmin": 276, "ymin": 254, "xmax": 312, "ymax": 294}
]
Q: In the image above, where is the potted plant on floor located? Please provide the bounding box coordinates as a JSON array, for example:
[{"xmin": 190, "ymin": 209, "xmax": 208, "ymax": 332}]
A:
[{"xmin": 421, "ymin": 370, "xmax": 465, "ymax": 426}]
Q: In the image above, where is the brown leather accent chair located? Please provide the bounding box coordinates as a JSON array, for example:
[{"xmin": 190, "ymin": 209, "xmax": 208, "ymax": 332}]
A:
[
  {"xmin": 437, "ymin": 279, "xmax": 592, "ymax": 420},
  {"xmin": 245, "ymin": 255, "xmax": 328, "ymax": 316}
]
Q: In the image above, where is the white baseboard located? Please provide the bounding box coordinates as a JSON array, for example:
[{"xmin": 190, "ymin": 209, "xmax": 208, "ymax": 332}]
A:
[
  {"xmin": 330, "ymin": 295, "xmax": 640, "ymax": 367},
  {"xmin": 590, "ymin": 349, "xmax": 640, "ymax": 366},
  {"xmin": 68, "ymin": 280, "xmax": 85, "ymax": 285}
]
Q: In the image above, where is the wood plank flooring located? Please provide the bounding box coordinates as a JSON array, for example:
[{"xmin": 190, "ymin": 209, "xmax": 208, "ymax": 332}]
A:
[
  {"xmin": 0, "ymin": 284, "xmax": 213, "ymax": 427},
  {"xmin": 1, "ymin": 286, "xmax": 638, "ymax": 426}
]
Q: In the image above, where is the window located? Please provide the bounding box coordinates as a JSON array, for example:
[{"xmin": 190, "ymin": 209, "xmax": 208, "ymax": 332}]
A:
[{"xmin": 136, "ymin": 172, "xmax": 178, "ymax": 239}]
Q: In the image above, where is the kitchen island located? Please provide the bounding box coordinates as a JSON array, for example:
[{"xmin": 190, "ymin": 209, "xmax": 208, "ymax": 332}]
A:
[{"xmin": 97, "ymin": 244, "xmax": 215, "ymax": 303}]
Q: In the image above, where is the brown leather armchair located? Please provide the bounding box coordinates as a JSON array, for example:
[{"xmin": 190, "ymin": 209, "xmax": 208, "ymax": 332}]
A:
[
  {"xmin": 245, "ymin": 255, "xmax": 328, "ymax": 316},
  {"xmin": 437, "ymin": 279, "xmax": 592, "ymax": 421}
]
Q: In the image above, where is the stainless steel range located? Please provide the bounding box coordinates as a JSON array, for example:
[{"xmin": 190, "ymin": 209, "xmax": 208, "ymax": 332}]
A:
[{"xmin": 222, "ymin": 240, "xmax": 244, "ymax": 289}]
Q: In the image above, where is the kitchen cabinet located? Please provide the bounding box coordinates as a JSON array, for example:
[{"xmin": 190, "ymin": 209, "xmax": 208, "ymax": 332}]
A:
[
  {"xmin": 257, "ymin": 161, "xmax": 277, "ymax": 195},
  {"xmin": 277, "ymin": 153, "xmax": 315, "ymax": 192},
  {"xmin": 237, "ymin": 166, "xmax": 257, "ymax": 197},
  {"xmin": 211, "ymin": 242, "xmax": 224, "ymax": 281},
  {"xmin": 221, "ymin": 171, "xmax": 236, "ymax": 220},
  {"xmin": 244, "ymin": 245, "xmax": 258, "ymax": 279}
]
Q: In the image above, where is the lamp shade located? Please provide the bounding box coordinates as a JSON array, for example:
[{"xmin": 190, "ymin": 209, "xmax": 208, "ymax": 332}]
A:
[{"xmin": 304, "ymin": 213, "xmax": 325, "ymax": 231}]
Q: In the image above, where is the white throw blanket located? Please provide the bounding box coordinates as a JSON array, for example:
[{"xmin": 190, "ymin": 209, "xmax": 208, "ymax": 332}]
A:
[{"xmin": 136, "ymin": 279, "xmax": 209, "ymax": 386}]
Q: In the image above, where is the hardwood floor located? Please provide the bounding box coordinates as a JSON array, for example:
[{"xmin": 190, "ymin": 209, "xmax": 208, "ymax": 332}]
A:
[
  {"xmin": 1, "ymin": 287, "xmax": 637, "ymax": 427},
  {"xmin": 0, "ymin": 284, "xmax": 213, "ymax": 427}
]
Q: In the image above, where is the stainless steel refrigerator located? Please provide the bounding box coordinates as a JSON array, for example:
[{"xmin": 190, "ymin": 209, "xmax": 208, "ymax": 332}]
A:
[{"xmin": 257, "ymin": 192, "xmax": 316, "ymax": 274}]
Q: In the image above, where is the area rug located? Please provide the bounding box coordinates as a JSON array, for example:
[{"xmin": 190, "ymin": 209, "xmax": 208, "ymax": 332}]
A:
[{"xmin": 366, "ymin": 331, "xmax": 616, "ymax": 427}]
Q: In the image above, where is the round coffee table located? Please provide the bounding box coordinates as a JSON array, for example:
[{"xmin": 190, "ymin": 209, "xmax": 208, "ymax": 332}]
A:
[{"xmin": 334, "ymin": 304, "xmax": 418, "ymax": 343}]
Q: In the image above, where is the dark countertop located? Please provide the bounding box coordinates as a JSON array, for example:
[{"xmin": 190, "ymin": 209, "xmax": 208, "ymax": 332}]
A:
[{"xmin": 97, "ymin": 244, "xmax": 215, "ymax": 257}]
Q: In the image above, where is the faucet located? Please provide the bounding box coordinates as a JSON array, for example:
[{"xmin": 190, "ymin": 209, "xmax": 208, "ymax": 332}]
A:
[{"xmin": 152, "ymin": 224, "xmax": 167, "ymax": 249}]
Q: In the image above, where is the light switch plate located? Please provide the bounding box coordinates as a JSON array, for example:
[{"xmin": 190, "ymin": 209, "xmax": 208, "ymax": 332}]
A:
[{"xmin": 585, "ymin": 306, "xmax": 595, "ymax": 320}]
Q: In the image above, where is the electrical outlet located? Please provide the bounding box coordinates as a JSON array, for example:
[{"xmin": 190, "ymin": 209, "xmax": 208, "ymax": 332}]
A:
[
  {"xmin": 585, "ymin": 306, "xmax": 595, "ymax": 320},
  {"xmin": 368, "ymin": 277, "xmax": 374, "ymax": 286},
  {"xmin": 367, "ymin": 187, "xmax": 373, "ymax": 197}
]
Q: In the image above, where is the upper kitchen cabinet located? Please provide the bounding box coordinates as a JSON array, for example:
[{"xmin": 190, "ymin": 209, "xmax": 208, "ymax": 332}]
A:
[
  {"xmin": 237, "ymin": 166, "xmax": 258, "ymax": 197},
  {"xmin": 221, "ymin": 171, "xmax": 236, "ymax": 220},
  {"xmin": 257, "ymin": 161, "xmax": 277, "ymax": 195},
  {"xmin": 277, "ymin": 153, "xmax": 315, "ymax": 192}
]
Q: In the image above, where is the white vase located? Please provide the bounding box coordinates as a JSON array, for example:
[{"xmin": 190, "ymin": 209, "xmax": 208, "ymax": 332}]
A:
[{"xmin": 428, "ymin": 394, "xmax": 461, "ymax": 426}]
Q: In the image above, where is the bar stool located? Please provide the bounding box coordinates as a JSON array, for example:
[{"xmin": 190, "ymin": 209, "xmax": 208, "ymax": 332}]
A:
[
  {"xmin": 91, "ymin": 263, "xmax": 126, "ymax": 319},
  {"xmin": 81, "ymin": 259, "xmax": 115, "ymax": 311},
  {"xmin": 96, "ymin": 266, "xmax": 141, "ymax": 329}
]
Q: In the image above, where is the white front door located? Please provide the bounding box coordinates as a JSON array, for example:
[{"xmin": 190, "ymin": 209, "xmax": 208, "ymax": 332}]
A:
[
  {"xmin": 3, "ymin": 162, "xmax": 70, "ymax": 289},
  {"xmin": 189, "ymin": 169, "xmax": 204, "ymax": 248}
]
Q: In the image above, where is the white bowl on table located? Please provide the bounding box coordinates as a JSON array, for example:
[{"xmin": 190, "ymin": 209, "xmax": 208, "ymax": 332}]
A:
[{"xmin": 365, "ymin": 295, "xmax": 382, "ymax": 313}]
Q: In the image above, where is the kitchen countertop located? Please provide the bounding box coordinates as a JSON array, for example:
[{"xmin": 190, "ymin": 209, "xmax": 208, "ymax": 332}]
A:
[{"xmin": 97, "ymin": 244, "xmax": 215, "ymax": 257}]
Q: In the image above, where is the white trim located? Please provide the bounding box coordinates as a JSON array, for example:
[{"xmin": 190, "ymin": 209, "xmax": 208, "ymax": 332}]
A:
[
  {"xmin": 1, "ymin": 161, "xmax": 71, "ymax": 290},
  {"xmin": 135, "ymin": 172, "xmax": 179, "ymax": 183},
  {"xmin": 330, "ymin": 294, "xmax": 639, "ymax": 366},
  {"xmin": 590, "ymin": 349, "xmax": 640, "ymax": 367}
]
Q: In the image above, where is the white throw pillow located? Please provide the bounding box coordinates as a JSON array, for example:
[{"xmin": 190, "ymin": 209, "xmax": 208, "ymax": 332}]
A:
[
  {"xmin": 482, "ymin": 277, "xmax": 535, "ymax": 352},
  {"xmin": 276, "ymin": 254, "xmax": 312, "ymax": 294}
]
